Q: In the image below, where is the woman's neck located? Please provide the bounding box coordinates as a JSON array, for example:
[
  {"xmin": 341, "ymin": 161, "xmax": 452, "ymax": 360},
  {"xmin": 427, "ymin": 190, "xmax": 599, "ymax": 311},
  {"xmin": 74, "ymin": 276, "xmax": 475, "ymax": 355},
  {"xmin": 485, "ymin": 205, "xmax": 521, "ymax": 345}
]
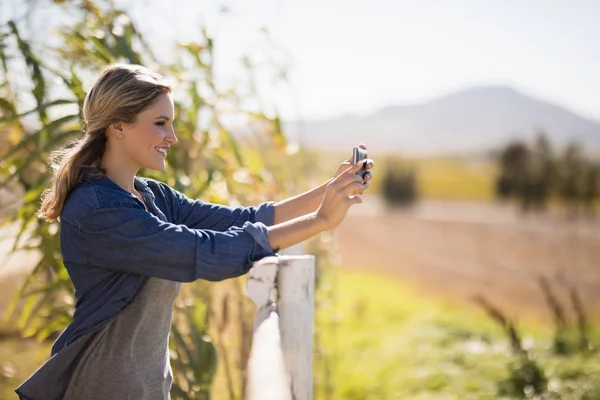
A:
[{"xmin": 100, "ymin": 147, "xmax": 138, "ymax": 193}]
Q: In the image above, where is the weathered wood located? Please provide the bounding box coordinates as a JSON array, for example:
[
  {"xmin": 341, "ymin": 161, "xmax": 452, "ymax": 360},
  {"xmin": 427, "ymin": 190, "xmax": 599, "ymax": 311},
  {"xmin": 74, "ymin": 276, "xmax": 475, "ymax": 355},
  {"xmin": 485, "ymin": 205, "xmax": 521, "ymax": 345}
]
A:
[
  {"xmin": 245, "ymin": 304, "xmax": 291, "ymax": 400},
  {"xmin": 247, "ymin": 256, "xmax": 279, "ymax": 311},
  {"xmin": 277, "ymin": 255, "xmax": 315, "ymax": 400},
  {"xmin": 246, "ymin": 255, "xmax": 315, "ymax": 400}
]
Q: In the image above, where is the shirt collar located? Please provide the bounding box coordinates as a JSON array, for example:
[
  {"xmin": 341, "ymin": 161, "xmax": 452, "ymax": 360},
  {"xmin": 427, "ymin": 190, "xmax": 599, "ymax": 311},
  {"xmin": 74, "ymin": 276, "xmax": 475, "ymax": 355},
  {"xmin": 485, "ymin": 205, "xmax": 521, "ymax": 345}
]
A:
[{"xmin": 84, "ymin": 167, "xmax": 155, "ymax": 202}]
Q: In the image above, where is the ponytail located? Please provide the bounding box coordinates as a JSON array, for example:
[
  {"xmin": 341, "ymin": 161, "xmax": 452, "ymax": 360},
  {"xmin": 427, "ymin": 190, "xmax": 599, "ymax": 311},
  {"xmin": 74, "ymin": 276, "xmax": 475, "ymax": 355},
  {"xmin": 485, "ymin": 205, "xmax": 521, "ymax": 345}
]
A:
[{"xmin": 38, "ymin": 132, "xmax": 106, "ymax": 222}]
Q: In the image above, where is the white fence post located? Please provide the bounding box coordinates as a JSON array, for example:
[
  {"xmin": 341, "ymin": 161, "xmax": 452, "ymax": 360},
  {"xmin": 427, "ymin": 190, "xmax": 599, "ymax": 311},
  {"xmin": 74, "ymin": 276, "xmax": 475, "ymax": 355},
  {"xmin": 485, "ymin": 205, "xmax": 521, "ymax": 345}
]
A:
[{"xmin": 246, "ymin": 255, "xmax": 315, "ymax": 400}]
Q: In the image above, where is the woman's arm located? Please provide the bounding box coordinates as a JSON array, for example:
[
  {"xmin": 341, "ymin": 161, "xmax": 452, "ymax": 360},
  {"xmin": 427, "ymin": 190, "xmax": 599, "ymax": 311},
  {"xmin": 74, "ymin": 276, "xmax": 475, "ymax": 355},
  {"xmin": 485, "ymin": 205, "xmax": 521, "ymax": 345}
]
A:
[
  {"xmin": 269, "ymin": 162, "xmax": 366, "ymax": 249},
  {"xmin": 273, "ymin": 180, "xmax": 330, "ymax": 225},
  {"xmin": 152, "ymin": 180, "xmax": 275, "ymax": 230},
  {"xmin": 73, "ymin": 162, "xmax": 366, "ymax": 283}
]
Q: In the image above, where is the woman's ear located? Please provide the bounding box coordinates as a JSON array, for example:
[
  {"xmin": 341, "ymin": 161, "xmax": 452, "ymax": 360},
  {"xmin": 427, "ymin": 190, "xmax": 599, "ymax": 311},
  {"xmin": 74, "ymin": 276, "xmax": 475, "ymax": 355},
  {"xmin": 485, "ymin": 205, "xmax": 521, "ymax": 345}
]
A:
[{"xmin": 108, "ymin": 122, "xmax": 124, "ymax": 139}]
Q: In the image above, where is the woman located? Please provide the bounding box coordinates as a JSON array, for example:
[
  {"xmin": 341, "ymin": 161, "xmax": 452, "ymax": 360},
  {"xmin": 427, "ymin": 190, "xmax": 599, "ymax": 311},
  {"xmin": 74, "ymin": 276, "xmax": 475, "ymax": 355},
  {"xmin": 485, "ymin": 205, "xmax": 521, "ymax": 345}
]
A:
[{"xmin": 16, "ymin": 64, "xmax": 373, "ymax": 400}]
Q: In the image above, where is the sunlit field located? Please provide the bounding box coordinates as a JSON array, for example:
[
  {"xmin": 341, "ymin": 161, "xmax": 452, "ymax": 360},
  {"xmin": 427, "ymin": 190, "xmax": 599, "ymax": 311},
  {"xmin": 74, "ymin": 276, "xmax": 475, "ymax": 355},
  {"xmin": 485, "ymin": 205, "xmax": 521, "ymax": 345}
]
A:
[
  {"xmin": 406, "ymin": 157, "xmax": 497, "ymax": 202},
  {"xmin": 316, "ymin": 269, "xmax": 600, "ymax": 400}
]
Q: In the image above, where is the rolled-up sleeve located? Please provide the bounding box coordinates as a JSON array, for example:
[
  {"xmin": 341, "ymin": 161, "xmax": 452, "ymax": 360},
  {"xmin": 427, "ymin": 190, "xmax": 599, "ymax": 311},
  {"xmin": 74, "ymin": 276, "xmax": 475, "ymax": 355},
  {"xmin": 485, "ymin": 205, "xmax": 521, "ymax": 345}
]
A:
[
  {"xmin": 162, "ymin": 183, "xmax": 275, "ymax": 230},
  {"xmin": 242, "ymin": 221, "xmax": 275, "ymax": 254},
  {"xmin": 253, "ymin": 201, "xmax": 275, "ymax": 226},
  {"xmin": 80, "ymin": 207, "xmax": 276, "ymax": 282}
]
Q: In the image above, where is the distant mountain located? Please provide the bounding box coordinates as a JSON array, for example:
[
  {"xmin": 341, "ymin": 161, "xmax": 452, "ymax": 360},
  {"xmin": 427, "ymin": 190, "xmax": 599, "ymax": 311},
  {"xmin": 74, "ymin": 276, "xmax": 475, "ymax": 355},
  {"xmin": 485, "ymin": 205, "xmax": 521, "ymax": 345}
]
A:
[{"xmin": 284, "ymin": 87, "xmax": 600, "ymax": 155}]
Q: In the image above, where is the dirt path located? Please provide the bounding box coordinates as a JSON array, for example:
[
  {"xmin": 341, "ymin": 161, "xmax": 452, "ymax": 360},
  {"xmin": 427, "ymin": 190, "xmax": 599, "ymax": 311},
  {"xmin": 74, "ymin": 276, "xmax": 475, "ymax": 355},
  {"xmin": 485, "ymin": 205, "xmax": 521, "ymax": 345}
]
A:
[{"xmin": 336, "ymin": 197, "xmax": 600, "ymax": 322}]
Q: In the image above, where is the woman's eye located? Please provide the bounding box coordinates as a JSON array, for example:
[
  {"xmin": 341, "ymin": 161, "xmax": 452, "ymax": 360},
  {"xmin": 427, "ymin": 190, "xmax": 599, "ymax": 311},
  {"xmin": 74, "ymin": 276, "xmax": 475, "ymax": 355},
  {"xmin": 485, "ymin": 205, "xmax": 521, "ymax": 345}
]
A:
[{"xmin": 156, "ymin": 121, "xmax": 166, "ymax": 127}]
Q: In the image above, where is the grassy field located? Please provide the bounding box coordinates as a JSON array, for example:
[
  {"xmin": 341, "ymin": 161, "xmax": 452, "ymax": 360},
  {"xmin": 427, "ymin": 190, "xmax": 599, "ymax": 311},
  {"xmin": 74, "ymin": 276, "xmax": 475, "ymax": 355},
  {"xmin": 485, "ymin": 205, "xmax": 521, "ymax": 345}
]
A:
[
  {"xmin": 315, "ymin": 269, "xmax": 600, "ymax": 400},
  {"xmin": 404, "ymin": 157, "xmax": 497, "ymax": 202},
  {"xmin": 1, "ymin": 266, "xmax": 598, "ymax": 399}
]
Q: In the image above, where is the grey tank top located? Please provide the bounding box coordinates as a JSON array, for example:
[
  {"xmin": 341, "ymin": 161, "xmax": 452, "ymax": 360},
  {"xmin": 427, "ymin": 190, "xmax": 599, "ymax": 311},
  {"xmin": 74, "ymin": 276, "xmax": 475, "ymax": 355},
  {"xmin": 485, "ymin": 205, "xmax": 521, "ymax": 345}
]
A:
[{"xmin": 63, "ymin": 276, "xmax": 181, "ymax": 399}]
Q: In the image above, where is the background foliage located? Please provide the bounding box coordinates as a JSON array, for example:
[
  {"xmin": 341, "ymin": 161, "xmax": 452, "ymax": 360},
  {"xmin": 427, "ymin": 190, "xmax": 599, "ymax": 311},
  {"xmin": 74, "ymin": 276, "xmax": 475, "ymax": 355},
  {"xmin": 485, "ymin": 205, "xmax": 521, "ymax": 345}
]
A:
[{"xmin": 496, "ymin": 133, "xmax": 600, "ymax": 213}]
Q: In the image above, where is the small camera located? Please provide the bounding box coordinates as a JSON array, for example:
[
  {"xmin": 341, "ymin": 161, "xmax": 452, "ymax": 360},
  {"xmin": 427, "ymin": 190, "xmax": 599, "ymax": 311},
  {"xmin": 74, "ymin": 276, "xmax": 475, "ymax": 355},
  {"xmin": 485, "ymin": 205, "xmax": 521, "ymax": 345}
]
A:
[{"xmin": 352, "ymin": 146, "xmax": 368, "ymax": 179}]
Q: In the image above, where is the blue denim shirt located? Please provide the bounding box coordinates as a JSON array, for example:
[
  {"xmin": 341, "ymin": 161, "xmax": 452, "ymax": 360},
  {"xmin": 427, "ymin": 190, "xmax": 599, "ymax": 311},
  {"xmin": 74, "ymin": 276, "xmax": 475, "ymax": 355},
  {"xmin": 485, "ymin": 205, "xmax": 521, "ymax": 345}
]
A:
[{"xmin": 16, "ymin": 172, "xmax": 276, "ymax": 400}]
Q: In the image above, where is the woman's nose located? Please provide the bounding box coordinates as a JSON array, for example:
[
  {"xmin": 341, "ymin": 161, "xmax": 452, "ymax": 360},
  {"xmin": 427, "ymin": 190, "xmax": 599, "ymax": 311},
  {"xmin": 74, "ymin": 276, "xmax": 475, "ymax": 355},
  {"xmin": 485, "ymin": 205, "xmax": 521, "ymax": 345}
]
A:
[{"xmin": 166, "ymin": 128, "xmax": 178, "ymax": 144}]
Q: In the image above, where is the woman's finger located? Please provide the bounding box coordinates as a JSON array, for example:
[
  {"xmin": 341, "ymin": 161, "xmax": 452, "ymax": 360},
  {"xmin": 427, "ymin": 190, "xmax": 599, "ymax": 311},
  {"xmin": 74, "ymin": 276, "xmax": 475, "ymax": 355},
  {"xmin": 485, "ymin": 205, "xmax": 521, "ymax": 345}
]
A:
[
  {"xmin": 364, "ymin": 159, "xmax": 375, "ymax": 170},
  {"xmin": 346, "ymin": 194, "xmax": 363, "ymax": 205},
  {"xmin": 341, "ymin": 180, "xmax": 367, "ymax": 196},
  {"xmin": 337, "ymin": 165, "xmax": 365, "ymax": 185},
  {"xmin": 333, "ymin": 176, "xmax": 363, "ymax": 193},
  {"xmin": 335, "ymin": 161, "xmax": 364, "ymax": 180}
]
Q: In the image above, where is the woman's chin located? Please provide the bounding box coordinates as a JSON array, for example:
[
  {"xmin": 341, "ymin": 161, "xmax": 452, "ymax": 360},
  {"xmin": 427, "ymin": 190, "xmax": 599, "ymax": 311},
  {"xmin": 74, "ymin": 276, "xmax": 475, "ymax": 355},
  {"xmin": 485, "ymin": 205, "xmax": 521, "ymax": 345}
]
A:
[{"xmin": 144, "ymin": 161, "xmax": 167, "ymax": 171}]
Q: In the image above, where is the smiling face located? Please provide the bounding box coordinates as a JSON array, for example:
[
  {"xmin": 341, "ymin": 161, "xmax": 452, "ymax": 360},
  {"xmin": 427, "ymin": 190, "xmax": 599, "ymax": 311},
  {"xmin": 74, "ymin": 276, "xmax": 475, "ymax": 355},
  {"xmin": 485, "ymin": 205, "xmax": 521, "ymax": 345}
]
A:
[{"xmin": 112, "ymin": 92, "xmax": 178, "ymax": 171}]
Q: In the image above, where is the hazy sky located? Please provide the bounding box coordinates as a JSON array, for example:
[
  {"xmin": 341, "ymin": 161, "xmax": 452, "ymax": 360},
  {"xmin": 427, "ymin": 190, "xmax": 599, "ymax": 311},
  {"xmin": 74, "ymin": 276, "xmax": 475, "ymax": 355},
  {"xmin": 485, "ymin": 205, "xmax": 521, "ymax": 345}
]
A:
[
  {"xmin": 122, "ymin": 0, "xmax": 599, "ymax": 122},
  {"xmin": 3, "ymin": 0, "xmax": 599, "ymax": 122}
]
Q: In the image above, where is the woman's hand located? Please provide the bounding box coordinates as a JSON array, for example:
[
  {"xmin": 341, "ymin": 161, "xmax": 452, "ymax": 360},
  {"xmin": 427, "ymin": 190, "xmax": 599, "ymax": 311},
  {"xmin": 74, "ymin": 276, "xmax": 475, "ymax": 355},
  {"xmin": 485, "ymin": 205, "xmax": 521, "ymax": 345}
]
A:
[
  {"xmin": 271, "ymin": 143, "xmax": 374, "ymax": 228},
  {"xmin": 333, "ymin": 143, "xmax": 375, "ymax": 193},
  {"xmin": 316, "ymin": 162, "xmax": 367, "ymax": 230},
  {"xmin": 267, "ymin": 151, "xmax": 372, "ymax": 249}
]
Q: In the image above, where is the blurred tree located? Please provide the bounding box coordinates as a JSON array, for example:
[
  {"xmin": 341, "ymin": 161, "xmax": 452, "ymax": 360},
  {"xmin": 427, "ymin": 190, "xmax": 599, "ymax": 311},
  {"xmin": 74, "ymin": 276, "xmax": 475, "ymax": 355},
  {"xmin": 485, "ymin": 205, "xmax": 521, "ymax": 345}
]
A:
[
  {"xmin": 495, "ymin": 133, "xmax": 598, "ymax": 216},
  {"xmin": 525, "ymin": 133, "xmax": 556, "ymax": 212},
  {"xmin": 381, "ymin": 160, "xmax": 418, "ymax": 207},
  {"xmin": 559, "ymin": 143, "xmax": 586, "ymax": 216},
  {"xmin": 496, "ymin": 141, "xmax": 530, "ymax": 208},
  {"xmin": 582, "ymin": 162, "xmax": 600, "ymax": 215}
]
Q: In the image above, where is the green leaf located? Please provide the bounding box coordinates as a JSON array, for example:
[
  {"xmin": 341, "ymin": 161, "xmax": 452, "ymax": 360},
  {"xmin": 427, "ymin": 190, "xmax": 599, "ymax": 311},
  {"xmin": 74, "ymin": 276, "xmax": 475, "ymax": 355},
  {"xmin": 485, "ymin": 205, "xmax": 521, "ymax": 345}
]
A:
[
  {"xmin": 170, "ymin": 384, "xmax": 193, "ymax": 400},
  {"xmin": 23, "ymin": 185, "xmax": 46, "ymax": 204},
  {"xmin": 67, "ymin": 67, "xmax": 86, "ymax": 104},
  {"xmin": 0, "ymin": 97, "xmax": 16, "ymax": 119},
  {"xmin": 0, "ymin": 99, "xmax": 76, "ymax": 124},
  {"xmin": 34, "ymin": 312, "xmax": 71, "ymax": 342},
  {"xmin": 116, "ymin": 25, "xmax": 139, "ymax": 64},
  {"xmin": 171, "ymin": 324, "xmax": 196, "ymax": 367},
  {"xmin": 2, "ymin": 127, "xmax": 81, "ymax": 185},
  {"xmin": 191, "ymin": 166, "xmax": 215, "ymax": 198},
  {"xmin": 6, "ymin": 115, "xmax": 80, "ymax": 155},
  {"xmin": 188, "ymin": 313, "xmax": 217, "ymax": 383},
  {"xmin": 8, "ymin": 21, "xmax": 46, "ymax": 113},
  {"xmin": 10, "ymin": 211, "xmax": 37, "ymax": 252},
  {"xmin": 87, "ymin": 35, "xmax": 116, "ymax": 64},
  {"xmin": 0, "ymin": 33, "xmax": 9, "ymax": 74},
  {"xmin": 17, "ymin": 293, "xmax": 39, "ymax": 330}
]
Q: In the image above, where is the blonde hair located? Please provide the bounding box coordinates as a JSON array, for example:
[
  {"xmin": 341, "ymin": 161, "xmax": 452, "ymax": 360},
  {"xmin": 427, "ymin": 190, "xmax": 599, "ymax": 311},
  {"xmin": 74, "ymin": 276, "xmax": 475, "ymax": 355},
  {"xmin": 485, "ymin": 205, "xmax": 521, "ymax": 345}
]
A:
[{"xmin": 38, "ymin": 64, "xmax": 171, "ymax": 222}]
